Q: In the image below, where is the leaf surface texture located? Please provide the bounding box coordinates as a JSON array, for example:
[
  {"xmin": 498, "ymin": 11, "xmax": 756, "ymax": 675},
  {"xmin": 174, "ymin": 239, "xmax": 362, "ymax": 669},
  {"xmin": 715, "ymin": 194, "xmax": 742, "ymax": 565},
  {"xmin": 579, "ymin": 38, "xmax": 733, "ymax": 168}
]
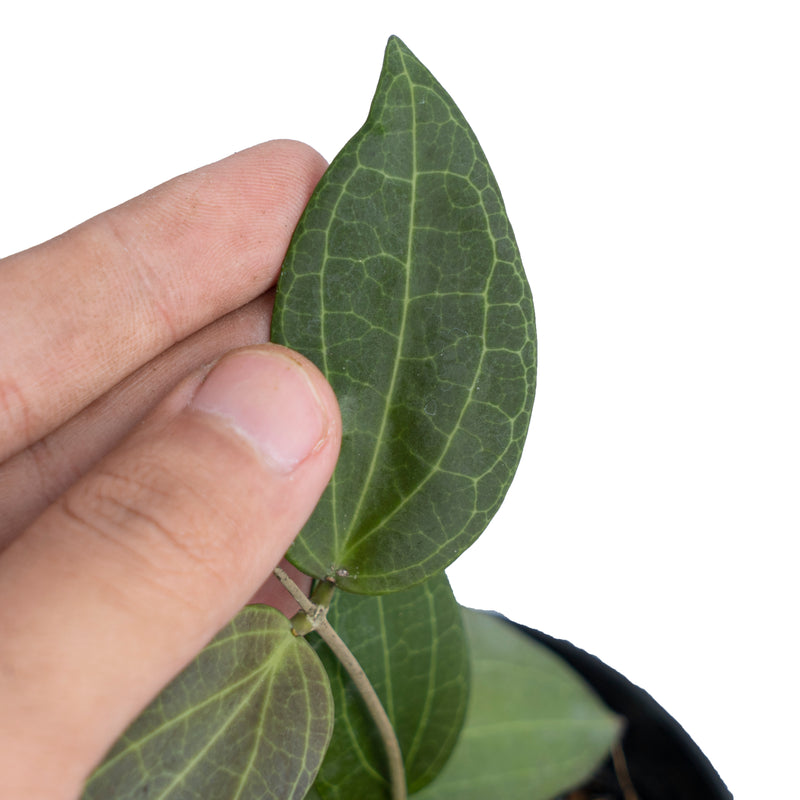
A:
[
  {"xmin": 272, "ymin": 36, "xmax": 537, "ymax": 593},
  {"xmin": 82, "ymin": 606, "xmax": 333, "ymax": 800},
  {"xmin": 311, "ymin": 573, "xmax": 469, "ymax": 798}
]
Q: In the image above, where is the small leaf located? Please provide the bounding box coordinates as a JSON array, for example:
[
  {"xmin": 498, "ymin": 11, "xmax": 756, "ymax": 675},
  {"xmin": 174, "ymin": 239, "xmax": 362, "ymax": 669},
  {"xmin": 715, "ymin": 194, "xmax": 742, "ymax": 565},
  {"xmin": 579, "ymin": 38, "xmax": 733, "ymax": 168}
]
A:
[
  {"xmin": 412, "ymin": 610, "xmax": 622, "ymax": 800},
  {"xmin": 310, "ymin": 573, "xmax": 469, "ymax": 798},
  {"xmin": 82, "ymin": 606, "xmax": 333, "ymax": 800},
  {"xmin": 272, "ymin": 35, "xmax": 537, "ymax": 594}
]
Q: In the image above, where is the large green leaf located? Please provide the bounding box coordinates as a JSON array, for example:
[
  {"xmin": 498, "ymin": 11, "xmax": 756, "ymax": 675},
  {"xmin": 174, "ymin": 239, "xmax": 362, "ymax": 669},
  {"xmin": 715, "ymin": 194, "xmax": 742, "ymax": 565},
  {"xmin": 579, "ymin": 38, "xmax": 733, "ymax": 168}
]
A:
[
  {"xmin": 82, "ymin": 606, "xmax": 333, "ymax": 800},
  {"xmin": 272, "ymin": 36, "xmax": 537, "ymax": 594},
  {"xmin": 310, "ymin": 573, "xmax": 469, "ymax": 798},
  {"xmin": 413, "ymin": 610, "xmax": 622, "ymax": 800}
]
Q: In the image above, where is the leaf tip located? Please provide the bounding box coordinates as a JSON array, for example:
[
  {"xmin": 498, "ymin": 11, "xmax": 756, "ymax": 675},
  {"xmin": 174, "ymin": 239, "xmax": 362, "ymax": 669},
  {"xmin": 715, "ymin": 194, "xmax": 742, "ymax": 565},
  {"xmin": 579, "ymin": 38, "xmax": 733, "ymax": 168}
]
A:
[{"xmin": 385, "ymin": 34, "xmax": 410, "ymax": 56}]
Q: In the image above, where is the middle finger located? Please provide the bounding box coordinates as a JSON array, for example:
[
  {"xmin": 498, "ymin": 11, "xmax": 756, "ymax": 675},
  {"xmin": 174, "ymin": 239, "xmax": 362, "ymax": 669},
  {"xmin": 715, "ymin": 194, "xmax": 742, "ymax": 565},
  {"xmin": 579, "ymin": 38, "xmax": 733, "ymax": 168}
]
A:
[{"xmin": 0, "ymin": 294, "xmax": 273, "ymax": 549}]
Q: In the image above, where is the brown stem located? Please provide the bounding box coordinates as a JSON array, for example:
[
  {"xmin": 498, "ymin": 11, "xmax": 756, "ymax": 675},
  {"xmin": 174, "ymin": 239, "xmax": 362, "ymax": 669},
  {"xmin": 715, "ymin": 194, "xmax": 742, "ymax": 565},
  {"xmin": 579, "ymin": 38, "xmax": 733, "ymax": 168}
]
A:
[
  {"xmin": 273, "ymin": 567, "xmax": 407, "ymax": 800},
  {"xmin": 612, "ymin": 742, "xmax": 640, "ymax": 800}
]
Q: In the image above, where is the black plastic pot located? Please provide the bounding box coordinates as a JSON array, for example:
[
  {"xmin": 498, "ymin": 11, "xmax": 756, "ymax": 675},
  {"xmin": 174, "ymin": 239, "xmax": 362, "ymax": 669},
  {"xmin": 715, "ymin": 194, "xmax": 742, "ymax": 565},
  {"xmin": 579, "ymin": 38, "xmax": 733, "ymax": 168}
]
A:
[{"xmin": 504, "ymin": 617, "xmax": 733, "ymax": 800}]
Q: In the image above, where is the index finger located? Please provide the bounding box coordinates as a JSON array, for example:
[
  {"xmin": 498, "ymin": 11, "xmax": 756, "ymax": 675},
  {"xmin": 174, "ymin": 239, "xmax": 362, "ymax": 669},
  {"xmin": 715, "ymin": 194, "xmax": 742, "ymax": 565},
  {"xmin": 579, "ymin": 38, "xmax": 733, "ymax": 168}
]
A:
[{"xmin": 0, "ymin": 140, "xmax": 326, "ymax": 462}]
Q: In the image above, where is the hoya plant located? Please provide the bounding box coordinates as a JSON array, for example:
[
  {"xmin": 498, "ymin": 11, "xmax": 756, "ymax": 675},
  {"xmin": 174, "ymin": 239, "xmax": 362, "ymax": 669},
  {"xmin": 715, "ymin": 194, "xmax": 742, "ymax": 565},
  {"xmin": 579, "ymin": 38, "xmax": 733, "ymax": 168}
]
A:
[{"xmin": 82, "ymin": 37, "xmax": 622, "ymax": 800}]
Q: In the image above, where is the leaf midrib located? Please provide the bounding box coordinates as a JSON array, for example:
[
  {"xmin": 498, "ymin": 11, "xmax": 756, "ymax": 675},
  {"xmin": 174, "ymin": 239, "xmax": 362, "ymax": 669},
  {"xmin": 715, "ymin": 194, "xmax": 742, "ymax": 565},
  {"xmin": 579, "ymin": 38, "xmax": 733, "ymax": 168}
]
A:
[
  {"xmin": 89, "ymin": 633, "xmax": 293, "ymax": 785},
  {"xmin": 342, "ymin": 46, "xmax": 418, "ymax": 556},
  {"xmin": 340, "ymin": 247, "xmax": 501, "ymax": 571}
]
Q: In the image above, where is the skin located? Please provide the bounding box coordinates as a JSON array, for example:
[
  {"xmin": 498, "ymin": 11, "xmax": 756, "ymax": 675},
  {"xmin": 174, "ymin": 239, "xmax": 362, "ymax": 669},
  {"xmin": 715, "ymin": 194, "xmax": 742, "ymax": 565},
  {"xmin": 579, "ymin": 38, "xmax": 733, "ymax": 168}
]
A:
[{"xmin": 0, "ymin": 140, "xmax": 341, "ymax": 800}]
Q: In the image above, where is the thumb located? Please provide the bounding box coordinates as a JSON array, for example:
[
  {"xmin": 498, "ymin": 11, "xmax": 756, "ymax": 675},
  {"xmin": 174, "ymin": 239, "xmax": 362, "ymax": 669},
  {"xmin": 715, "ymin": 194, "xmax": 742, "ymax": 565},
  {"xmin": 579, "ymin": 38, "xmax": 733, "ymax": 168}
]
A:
[{"xmin": 0, "ymin": 344, "xmax": 340, "ymax": 800}]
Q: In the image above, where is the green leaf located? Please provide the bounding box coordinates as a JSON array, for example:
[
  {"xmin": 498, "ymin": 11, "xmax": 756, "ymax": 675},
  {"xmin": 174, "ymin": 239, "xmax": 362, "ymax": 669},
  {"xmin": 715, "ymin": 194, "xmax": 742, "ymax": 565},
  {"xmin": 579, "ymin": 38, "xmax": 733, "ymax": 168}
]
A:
[
  {"xmin": 412, "ymin": 610, "xmax": 623, "ymax": 800},
  {"xmin": 310, "ymin": 573, "xmax": 469, "ymax": 798},
  {"xmin": 272, "ymin": 35, "xmax": 537, "ymax": 594},
  {"xmin": 82, "ymin": 606, "xmax": 333, "ymax": 800}
]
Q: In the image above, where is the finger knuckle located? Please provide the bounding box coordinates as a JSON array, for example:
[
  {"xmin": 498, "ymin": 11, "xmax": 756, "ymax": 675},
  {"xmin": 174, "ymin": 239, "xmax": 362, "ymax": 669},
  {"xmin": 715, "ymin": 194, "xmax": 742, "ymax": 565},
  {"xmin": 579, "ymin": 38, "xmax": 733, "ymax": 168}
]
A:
[
  {"xmin": 0, "ymin": 375, "xmax": 37, "ymax": 458},
  {"xmin": 58, "ymin": 461, "xmax": 232, "ymax": 590}
]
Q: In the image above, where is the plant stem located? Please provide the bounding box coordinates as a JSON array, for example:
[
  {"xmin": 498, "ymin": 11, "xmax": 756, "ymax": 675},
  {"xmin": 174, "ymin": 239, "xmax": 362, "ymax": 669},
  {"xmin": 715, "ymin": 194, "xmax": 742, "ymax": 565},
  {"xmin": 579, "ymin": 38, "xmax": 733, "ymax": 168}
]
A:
[
  {"xmin": 273, "ymin": 567, "xmax": 407, "ymax": 800},
  {"xmin": 316, "ymin": 617, "xmax": 407, "ymax": 800},
  {"xmin": 273, "ymin": 566, "xmax": 316, "ymax": 612},
  {"xmin": 611, "ymin": 742, "xmax": 640, "ymax": 800}
]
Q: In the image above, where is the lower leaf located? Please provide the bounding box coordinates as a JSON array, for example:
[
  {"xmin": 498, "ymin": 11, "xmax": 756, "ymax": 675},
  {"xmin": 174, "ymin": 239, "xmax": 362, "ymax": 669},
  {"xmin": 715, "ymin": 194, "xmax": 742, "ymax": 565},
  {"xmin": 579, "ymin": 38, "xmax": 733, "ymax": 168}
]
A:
[
  {"xmin": 82, "ymin": 605, "xmax": 333, "ymax": 800},
  {"xmin": 412, "ymin": 609, "xmax": 622, "ymax": 800},
  {"xmin": 310, "ymin": 573, "xmax": 469, "ymax": 798}
]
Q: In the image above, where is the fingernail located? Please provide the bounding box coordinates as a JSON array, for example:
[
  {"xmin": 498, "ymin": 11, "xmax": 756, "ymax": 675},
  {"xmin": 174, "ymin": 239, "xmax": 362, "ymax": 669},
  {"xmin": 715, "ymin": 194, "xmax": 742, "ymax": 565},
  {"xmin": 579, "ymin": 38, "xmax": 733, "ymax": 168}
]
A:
[{"xmin": 190, "ymin": 349, "xmax": 328, "ymax": 473}]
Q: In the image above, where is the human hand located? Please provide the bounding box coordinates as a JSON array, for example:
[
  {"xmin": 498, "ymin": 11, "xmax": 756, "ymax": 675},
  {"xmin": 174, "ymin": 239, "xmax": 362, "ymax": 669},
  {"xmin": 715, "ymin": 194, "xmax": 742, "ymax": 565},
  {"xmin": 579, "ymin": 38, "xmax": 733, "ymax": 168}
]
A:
[{"xmin": 0, "ymin": 141, "xmax": 341, "ymax": 799}]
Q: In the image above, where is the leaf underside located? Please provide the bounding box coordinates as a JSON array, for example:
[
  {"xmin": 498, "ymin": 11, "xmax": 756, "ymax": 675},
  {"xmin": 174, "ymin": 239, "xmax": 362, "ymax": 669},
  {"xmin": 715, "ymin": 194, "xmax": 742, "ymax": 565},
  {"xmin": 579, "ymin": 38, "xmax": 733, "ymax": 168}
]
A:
[
  {"xmin": 81, "ymin": 606, "xmax": 333, "ymax": 800},
  {"xmin": 310, "ymin": 573, "xmax": 469, "ymax": 798},
  {"xmin": 413, "ymin": 610, "xmax": 623, "ymax": 800},
  {"xmin": 272, "ymin": 35, "xmax": 537, "ymax": 594}
]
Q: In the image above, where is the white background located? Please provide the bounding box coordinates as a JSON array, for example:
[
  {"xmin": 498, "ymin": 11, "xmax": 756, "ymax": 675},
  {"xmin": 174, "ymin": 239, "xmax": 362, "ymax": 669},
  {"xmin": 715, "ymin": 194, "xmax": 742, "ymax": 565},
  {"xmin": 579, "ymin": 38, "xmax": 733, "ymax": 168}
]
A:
[{"xmin": 3, "ymin": 2, "xmax": 798, "ymax": 797}]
